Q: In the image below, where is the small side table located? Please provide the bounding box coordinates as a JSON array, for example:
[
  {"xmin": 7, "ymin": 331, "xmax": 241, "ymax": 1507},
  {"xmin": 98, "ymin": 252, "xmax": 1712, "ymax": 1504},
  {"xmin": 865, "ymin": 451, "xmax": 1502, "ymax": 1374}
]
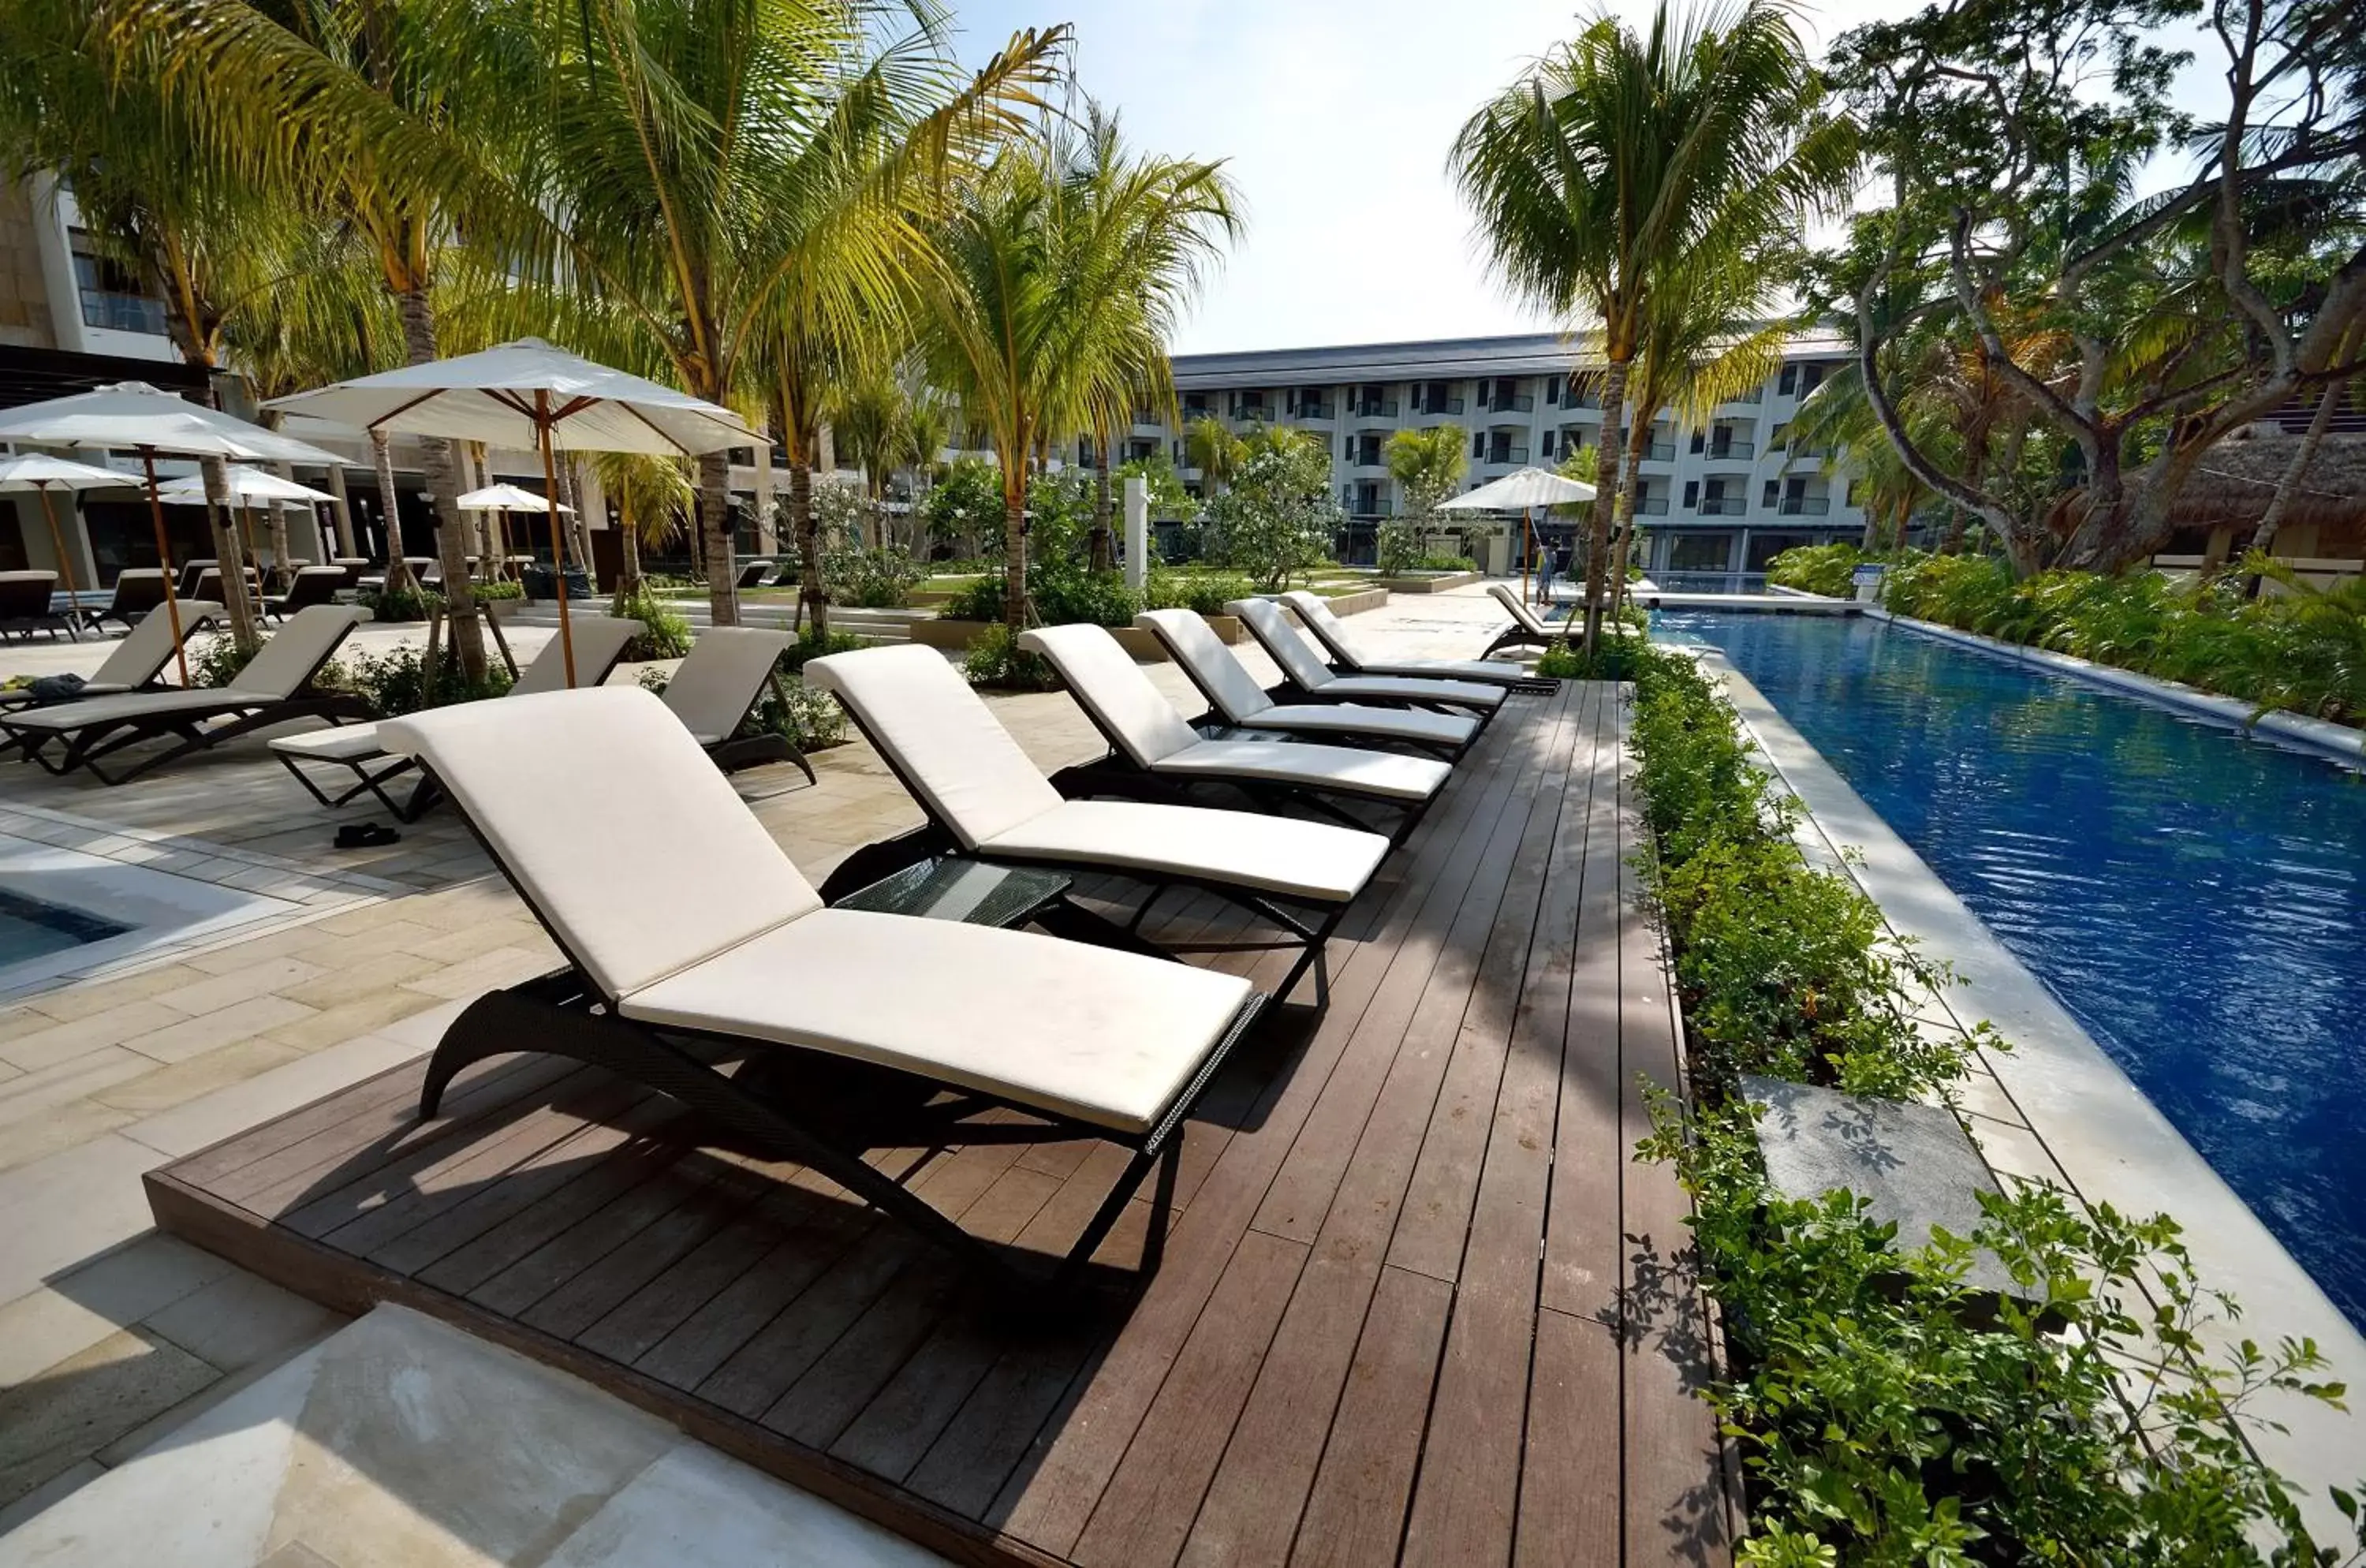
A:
[{"xmin": 831, "ymin": 856, "xmax": 1070, "ymax": 930}]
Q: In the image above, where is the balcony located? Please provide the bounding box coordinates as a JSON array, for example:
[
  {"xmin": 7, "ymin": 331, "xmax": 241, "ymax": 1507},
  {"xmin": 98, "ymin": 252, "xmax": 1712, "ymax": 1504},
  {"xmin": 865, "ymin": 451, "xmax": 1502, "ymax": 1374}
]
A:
[
  {"xmin": 1778, "ymin": 496, "xmax": 1832, "ymax": 515},
  {"xmin": 1416, "ymin": 396, "xmax": 1465, "ymax": 416},
  {"xmin": 1633, "ymin": 495, "xmax": 1670, "ymax": 515},
  {"xmin": 1291, "ymin": 399, "xmax": 1336, "ymax": 420},
  {"xmin": 1482, "ymin": 446, "xmax": 1530, "ymax": 467},
  {"xmin": 1638, "ymin": 441, "xmax": 1676, "ymax": 462},
  {"xmin": 1130, "ymin": 409, "xmax": 1162, "ymax": 429},
  {"xmin": 1349, "ymin": 495, "xmax": 1395, "ymax": 517},
  {"xmin": 1353, "ymin": 398, "xmax": 1399, "ymax": 419},
  {"xmin": 1695, "ymin": 496, "xmax": 1747, "ymax": 516},
  {"xmin": 1481, "ymin": 392, "xmax": 1536, "ymax": 414},
  {"xmin": 1704, "ymin": 439, "xmax": 1755, "ymax": 461}
]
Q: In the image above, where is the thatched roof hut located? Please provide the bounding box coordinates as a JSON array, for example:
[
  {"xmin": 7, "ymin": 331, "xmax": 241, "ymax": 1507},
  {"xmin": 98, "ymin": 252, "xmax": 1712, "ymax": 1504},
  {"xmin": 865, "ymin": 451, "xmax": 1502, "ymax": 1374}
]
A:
[{"xmin": 2169, "ymin": 427, "xmax": 2366, "ymax": 560}]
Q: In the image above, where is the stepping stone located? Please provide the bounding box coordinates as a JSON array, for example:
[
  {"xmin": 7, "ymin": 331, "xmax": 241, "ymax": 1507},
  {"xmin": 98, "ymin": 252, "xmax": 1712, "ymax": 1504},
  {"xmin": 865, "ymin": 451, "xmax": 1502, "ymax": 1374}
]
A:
[{"xmin": 1742, "ymin": 1074, "xmax": 2022, "ymax": 1301}]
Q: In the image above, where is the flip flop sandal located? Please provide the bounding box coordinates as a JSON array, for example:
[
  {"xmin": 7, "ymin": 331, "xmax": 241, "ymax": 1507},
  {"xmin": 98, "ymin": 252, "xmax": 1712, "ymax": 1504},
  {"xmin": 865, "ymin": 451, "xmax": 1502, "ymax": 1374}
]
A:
[{"xmin": 335, "ymin": 823, "xmax": 401, "ymax": 849}]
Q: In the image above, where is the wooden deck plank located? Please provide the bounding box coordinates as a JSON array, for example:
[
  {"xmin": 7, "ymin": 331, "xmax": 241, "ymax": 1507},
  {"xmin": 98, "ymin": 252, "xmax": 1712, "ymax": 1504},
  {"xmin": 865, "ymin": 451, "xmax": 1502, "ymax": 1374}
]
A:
[{"xmin": 141, "ymin": 685, "xmax": 1733, "ymax": 1568}]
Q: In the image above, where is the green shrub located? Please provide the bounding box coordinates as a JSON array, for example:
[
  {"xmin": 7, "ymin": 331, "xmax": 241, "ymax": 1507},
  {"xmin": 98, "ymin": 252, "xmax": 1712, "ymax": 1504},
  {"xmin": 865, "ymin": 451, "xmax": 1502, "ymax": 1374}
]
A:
[
  {"xmin": 1536, "ymin": 639, "xmax": 1583, "ymax": 679},
  {"xmin": 472, "ymin": 579, "xmax": 524, "ymax": 603},
  {"xmin": 605, "ymin": 585, "xmax": 694, "ymax": 660},
  {"xmin": 1413, "ymin": 551, "xmax": 1477, "ymax": 573},
  {"xmin": 1375, "ymin": 518, "xmax": 1422, "ymax": 578},
  {"xmin": 778, "ymin": 625, "xmax": 861, "ymax": 671},
  {"xmin": 1144, "ymin": 567, "xmax": 1257, "ymax": 618},
  {"xmin": 1621, "ymin": 640, "xmax": 2360, "ymax": 1563},
  {"xmin": 1882, "ymin": 552, "xmax": 2366, "ymax": 725},
  {"xmin": 186, "ymin": 631, "xmax": 259, "ymax": 690},
  {"xmin": 340, "ymin": 643, "xmax": 510, "ymax": 716},
  {"xmin": 821, "ymin": 542, "xmax": 925, "ymax": 609},
  {"xmin": 364, "ymin": 584, "xmax": 439, "ymax": 623},
  {"xmin": 636, "ymin": 664, "xmax": 846, "ymax": 752},
  {"xmin": 962, "ymin": 622, "xmax": 1057, "ymax": 690},
  {"xmin": 946, "ymin": 566, "xmax": 1143, "ymax": 628},
  {"xmin": 1764, "ymin": 541, "xmax": 1863, "ymax": 598}
]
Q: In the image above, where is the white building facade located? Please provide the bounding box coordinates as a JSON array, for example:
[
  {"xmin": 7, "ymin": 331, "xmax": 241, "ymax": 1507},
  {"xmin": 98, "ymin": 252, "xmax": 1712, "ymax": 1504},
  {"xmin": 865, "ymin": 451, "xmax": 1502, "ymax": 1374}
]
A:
[{"xmin": 1126, "ymin": 331, "xmax": 1867, "ymax": 578}]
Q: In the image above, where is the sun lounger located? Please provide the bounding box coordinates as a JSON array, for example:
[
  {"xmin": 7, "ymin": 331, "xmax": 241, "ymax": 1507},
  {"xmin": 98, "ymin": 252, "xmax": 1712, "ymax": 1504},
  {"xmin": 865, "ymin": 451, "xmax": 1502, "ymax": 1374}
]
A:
[
  {"xmin": 1480, "ymin": 582, "xmax": 1565, "ymax": 658},
  {"xmin": 0, "ymin": 571, "xmax": 66, "ymax": 640},
  {"xmin": 0, "ymin": 604, "xmax": 372, "ymax": 784},
  {"xmin": 1228, "ymin": 597, "xmax": 1505, "ymax": 723},
  {"xmin": 1018, "ymin": 623, "xmax": 1451, "ymax": 846},
  {"xmin": 808, "ymin": 643, "xmax": 1390, "ymax": 1004},
  {"xmin": 1133, "ymin": 609, "xmax": 1479, "ymax": 758},
  {"xmin": 0, "ymin": 601, "xmax": 223, "ymax": 713},
  {"xmin": 174, "ymin": 559, "xmax": 218, "ymax": 599},
  {"xmin": 263, "ymin": 566, "xmax": 349, "ymax": 622},
  {"xmin": 272, "ymin": 614, "xmax": 642, "ymax": 820},
  {"xmin": 190, "ymin": 566, "xmax": 263, "ymax": 607},
  {"xmin": 733, "ymin": 559, "xmax": 774, "ymax": 590},
  {"xmin": 80, "ymin": 569, "xmax": 168, "ymax": 633},
  {"xmin": 1280, "ymin": 590, "xmax": 1549, "ymax": 690},
  {"xmin": 657, "ymin": 626, "xmax": 815, "ymax": 784},
  {"xmin": 386, "ymin": 685, "xmax": 1265, "ymax": 1286}
]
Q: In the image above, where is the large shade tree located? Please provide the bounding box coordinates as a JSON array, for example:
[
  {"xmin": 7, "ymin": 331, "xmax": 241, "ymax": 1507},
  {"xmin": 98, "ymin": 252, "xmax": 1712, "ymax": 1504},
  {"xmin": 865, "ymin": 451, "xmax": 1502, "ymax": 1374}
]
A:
[{"xmin": 1453, "ymin": 0, "xmax": 1854, "ymax": 651}]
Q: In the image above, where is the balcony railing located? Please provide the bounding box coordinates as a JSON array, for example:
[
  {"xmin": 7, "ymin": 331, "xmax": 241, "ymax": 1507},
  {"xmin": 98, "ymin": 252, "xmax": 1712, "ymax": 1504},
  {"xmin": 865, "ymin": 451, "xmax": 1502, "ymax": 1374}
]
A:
[
  {"xmin": 1347, "ymin": 495, "xmax": 1395, "ymax": 517},
  {"xmin": 1416, "ymin": 397, "xmax": 1465, "ymax": 416},
  {"xmin": 1778, "ymin": 496, "xmax": 1832, "ymax": 515},
  {"xmin": 1231, "ymin": 405, "xmax": 1271, "ymax": 424},
  {"xmin": 1483, "ymin": 446, "xmax": 1530, "ymax": 466},
  {"xmin": 1639, "ymin": 441, "xmax": 1676, "ymax": 461},
  {"xmin": 1292, "ymin": 401, "xmax": 1336, "ymax": 420},
  {"xmin": 1633, "ymin": 496, "xmax": 1670, "ymax": 515},
  {"xmin": 1354, "ymin": 398, "xmax": 1399, "ymax": 419},
  {"xmin": 1695, "ymin": 496, "xmax": 1747, "ymax": 516},
  {"xmin": 1705, "ymin": 439, "xmax": 1756, "ymax": 460},
  {"xmin": 1481, "ymin": 393, "xmax": 1536, "ymax": 414},
  {"xmin": 1351, "ymin": 450, "xmax": 1386, "ymax": 469}
]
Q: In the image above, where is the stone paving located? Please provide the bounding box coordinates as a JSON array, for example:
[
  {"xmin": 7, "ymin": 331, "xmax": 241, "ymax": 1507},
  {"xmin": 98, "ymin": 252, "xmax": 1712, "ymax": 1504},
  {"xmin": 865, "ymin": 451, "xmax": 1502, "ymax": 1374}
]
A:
[{"xmin": 0, "ymin": 584, "xmax": 1536, "ymax": 1540}]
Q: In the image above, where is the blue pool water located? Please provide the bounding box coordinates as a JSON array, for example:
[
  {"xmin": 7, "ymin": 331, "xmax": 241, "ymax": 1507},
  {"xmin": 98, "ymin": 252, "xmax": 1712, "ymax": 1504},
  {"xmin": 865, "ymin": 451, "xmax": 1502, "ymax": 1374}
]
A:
[
  {"xmin": 1657, "ymin": 611, "xmax": 2366, "ymax": 1329},
  {"xmin": 0, "ymin": 888, "xmax": 129, "ymax": 966}
]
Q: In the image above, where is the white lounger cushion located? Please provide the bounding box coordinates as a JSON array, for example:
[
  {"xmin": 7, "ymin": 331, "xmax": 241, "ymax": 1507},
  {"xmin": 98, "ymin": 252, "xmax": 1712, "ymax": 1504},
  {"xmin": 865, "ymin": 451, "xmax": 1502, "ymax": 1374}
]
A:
[
  {"xmin": 271, "ymin": 722, "xmax": 389, "ymax": 762},
  {"xmin": 622, "ymin": 906, "xmax": 1252, "ymax": 1133},
  {"xmin": 5, "ymin": 686, "xmax": 265, "ymax": 732},
  {"xmin": 806, "ymin": 644, "xmax": 1065, "ymax": 846},
  {"xmin": 1017, "ymin": 623, "xmax": 1203, "ymax": 765},
  {"xmin": 662, "ymin": 626, "xmax": 793, "ymax": 745},
  {"xmin": 1232, "ymin": 703, "xmax": 1477, "ymax": 747},
  {"xmin": 1228, "ymin": 598, "xmax": 1502, "ymax": 707},
  {"xmin": 6, "ymin": 603, "xmax": 365, "ymax": 733},
  {"xmin": 1147, "ymin": 738, "xmax": 1448, "ymax": 801},
  {"xmin": 980, "ymin": 799, "xmax": 1386, "ymax": 903},
  {"xmin": 1279, "ymin": 592, "xmax": 1531, "ymax": 683},
  {"xmin": 94, "ymin": 600, "xmax": 222, "ymax": 686},
  {"xmin": 1017, "ymin": 623, "xmax": 1450, "ymax": 801},
  {"xmin": 1487, "ymin": 582, "xmax": 1552, "ymax": 636},
  {"xmin": 1133, "ymin": 609, "xmax": 1282, "ymax": 726},
  {"xmin": 383, "ymin": 687, "xmax": 823, "ymax": 998}
]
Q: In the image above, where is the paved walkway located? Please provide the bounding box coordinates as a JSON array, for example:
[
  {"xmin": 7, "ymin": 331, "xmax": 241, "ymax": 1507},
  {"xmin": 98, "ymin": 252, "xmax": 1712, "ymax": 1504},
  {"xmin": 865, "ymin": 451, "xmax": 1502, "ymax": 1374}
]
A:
[{"xmin": 0, "ymin": 584, "xmax": 1535, "ymax": 1539}]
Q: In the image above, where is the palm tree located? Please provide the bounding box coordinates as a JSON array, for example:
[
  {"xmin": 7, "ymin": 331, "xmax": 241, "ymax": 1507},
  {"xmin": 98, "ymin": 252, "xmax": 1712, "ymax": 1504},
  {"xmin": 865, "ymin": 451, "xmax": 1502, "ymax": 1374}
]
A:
[
  {"xmin": 1184, "ymin": 414, "xmax": 1245, "ymax": 493},
  {"xmin": 1383, "ymin": 424, "xmax": 1468, "ymax": 573},
  {"xmin": 828, "ymin": 370, "xmax": 916, "ymax": 550},
  {"xmin": 529, "ymin": 7, "xmax": 1062, "ymax": 635},
  {"xmin": 1043, "ymin": 106, "xmax": 1240, "ymax": 573},
  {"xmin": 592, "ymin": 450, "xmax": 692, "ymax": 603},
  {"xmin": 1452, "ymin": 0, "xmax": 1853, "ymax": 652}
]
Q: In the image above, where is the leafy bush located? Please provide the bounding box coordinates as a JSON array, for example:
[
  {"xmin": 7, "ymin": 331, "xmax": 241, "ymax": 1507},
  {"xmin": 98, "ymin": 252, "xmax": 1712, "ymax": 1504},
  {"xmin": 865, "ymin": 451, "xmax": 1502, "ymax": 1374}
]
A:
[
  {"xmin": 636, "ymin": 665, "xmax": 845, "ymax": 752},
  {"xmin": 472, "ymin": 579, "xmax": 524, "ymax": 603},
  {"xmin": 961, "ymin": 622, "xmax": 1057, "ymax": 690},
  {"xmin": 1621, "ymin": 641, "xmax": 2360, "ymax": 1563},
  {"xmin": 777, "ymin": 625, "xmax": 861, "ymax": 671},
  {"xmin": 1375, "ymin": 518, "xmax": 1422, "ymax": 578},
  {"xmin": 605, "ymin": 584, "xmax": 694, "ymax": 660},
  {"xmin": 1413, "ymin": 551, "xmax": 1477, "ymax": 573},
  {"xmin": 1200, "ymin": 435, "xmax": 1340, "ymax": 590},
  {"xmin": 1764, "ymin": 541, "xmax": 1863, "ymax": 598},
  {"xmin": 821, "ymin": 541, "xmax": 925, "ymax": 609},
  {"xmin": 340, "ymin": 643, "xmax": 510, "ymax": 716},
  {"xmin": 1536, "ymin": 639, "xmax": 1584, "ymax": 679},
  {"xmin": 1883, "ymin": 551, "xmax": 2366, "ymax": 725},
  {"xmin": 1144, "ymin": 566, "xmax": 1257, "ymax": 618},
  {"xmin": 364, "ymin": 584, "xmax": 439, "ymax": 623},
  {"xmin": 945, "ymin": 573, "xmax": 1005, "ymax": 622}
]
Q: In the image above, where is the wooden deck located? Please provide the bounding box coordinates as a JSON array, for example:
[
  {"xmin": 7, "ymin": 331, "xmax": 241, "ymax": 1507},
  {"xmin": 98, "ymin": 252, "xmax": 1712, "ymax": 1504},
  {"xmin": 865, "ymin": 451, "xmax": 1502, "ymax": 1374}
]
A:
[{"xmin": 143, "ymin": 680, "xmax": 1734, "ymax": 1568}]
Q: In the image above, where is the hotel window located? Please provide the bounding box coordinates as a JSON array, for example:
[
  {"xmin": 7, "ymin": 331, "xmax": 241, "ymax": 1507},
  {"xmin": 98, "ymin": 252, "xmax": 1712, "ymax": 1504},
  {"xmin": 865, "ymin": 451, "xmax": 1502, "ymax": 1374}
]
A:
[
  {"xmin": 1763, "ymin": 480, "xmax": 1781, "ymax": 508},
  {"xmin": 69, "ymin": 231, "xmax": 168, "ymax": 336},
  {"xmin": 1682, "ymin": 480, "xmax": 1700, "ymax": 509},
  {"xmin": 1778, "ymin": 364, "xmax": 1798, "ymax": 396}
]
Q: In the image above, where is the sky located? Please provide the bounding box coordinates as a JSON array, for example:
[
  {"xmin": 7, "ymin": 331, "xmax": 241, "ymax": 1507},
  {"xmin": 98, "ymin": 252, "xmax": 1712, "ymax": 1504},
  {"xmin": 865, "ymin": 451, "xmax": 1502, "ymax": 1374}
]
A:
[{"xmin": 951, "ymin": 0, "xmax": 2229, "ymax": 357}]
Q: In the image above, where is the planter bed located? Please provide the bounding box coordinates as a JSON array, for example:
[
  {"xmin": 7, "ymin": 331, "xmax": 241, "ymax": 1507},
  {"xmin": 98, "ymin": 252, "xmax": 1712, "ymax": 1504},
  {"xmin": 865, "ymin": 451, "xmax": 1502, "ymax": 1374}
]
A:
[
  {"xmin": 910, "ymin": 613, "xmax": 1243, "ymax": 657},
  {"xmin": 1375, "ymin": 570, "xmax": 1480, "ymax": 594}
]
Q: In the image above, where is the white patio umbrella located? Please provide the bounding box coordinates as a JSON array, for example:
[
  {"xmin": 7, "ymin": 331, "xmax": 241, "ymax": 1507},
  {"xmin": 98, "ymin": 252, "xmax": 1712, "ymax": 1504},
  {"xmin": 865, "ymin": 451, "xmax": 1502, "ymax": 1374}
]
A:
[
  {"xmin": 456, "ymin": 483, "xmax": 572, "ymax": 582},
  {"xmin": 0, "ymin": 454, "xmax": 140, "ymax": 640},
  {"xmin": 267, "ymin": 338, "xmax": 757, "ymax": 685},
  {"xmin": 0, "ymin": 383, "xmax": 347, "ymax": 684},
  {"xmin": 156, "ymin": 465, "xmax": 339, "ymax": 588},
  {"xmin": 1437, "ymin": 465, "xmax": 1600, "ymax": 603}
]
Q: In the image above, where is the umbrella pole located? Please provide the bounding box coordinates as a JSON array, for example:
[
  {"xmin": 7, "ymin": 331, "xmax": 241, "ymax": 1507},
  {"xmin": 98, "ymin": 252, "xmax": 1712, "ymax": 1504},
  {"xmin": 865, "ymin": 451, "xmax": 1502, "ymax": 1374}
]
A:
[
  {"xmin": 33, "ymin": 484, "xmax": 80, "ymax": 642},
  {"xmin": 142, "ymin": 449, "xmax": 189, "ymax": 686},
  {"xmin": 537, "ymin": 392, "xmax": 577, "ymax": 688}
]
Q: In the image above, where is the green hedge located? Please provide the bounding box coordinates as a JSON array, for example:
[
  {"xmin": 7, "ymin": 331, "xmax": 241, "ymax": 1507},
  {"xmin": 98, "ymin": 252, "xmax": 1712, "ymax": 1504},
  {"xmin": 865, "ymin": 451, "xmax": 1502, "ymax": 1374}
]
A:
[
  {"xmin": 1882, "ymin": 552, "xmax": 2366, "ymax": 726},
  {"xmin": 1764, "ymin": 542, "xmax": 1864, "ymax": 599},
  {"xmin": 1623, "ymin": 643, "xmax": 2358, "ymax": 1566}
]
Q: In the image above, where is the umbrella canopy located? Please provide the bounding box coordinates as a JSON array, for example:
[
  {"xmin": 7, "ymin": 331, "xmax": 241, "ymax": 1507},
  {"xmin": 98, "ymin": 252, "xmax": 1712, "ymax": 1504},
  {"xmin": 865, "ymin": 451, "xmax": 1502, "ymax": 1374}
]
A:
[
  {"xmin": 0, "ymin": 454, "xmax": 139, "ymax": 492},
  {"xmin": 0, "ymin": 381, "xmax": 346, "ymax": 465},
  {"xmin": 456, "ymin": 482, "xmax": 572, "ymax": 513},
  {"xmin": 154, "ymin": 465, "xmax": 337, "ymax": 506},
  {"xmin": 1436, "ymin": 466, "xmax": 1599, "ymax": 510},
  {"xmin": 265, "ymin": 338, "xmax": 754, "ymax": 456}
]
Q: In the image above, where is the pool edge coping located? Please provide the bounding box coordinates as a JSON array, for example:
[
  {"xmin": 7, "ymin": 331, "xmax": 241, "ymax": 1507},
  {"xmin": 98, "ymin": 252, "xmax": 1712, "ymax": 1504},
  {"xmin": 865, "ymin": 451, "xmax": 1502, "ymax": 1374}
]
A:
[{"xmin": 1692, "ymin": 646, "xmax": 2366, "ymax": 1537}]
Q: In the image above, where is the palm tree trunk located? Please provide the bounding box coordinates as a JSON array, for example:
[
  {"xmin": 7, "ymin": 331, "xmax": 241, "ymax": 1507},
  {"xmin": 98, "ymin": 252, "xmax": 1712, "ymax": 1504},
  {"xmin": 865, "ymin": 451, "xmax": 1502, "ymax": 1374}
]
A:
[
  {"xmin": 2245, "ymin": 381, "xmax": 2338, "ymax": 596},
  {"xmin": 394, "ymin": 286, "xmax": 486, "ymax": 682},
  {"xmin": 1607, "ymin": 422, "xmax": 1649, "ymax": 618},
  {"xmin": 371, "ymin": 431, "xmax": 415, "ymax": 595},
  {"xmin": 790, "ymin": 461, "xmax": 826, "ymax": 637},
  {"xmin": 559, "ymin": 459, "xmax": 595, "ymax": 589},
  {"xmin": 1090, "ymin": 428, "xmax": 1114, "ymax": 573},
  {"xmin": 1581, "ymin": 359, "xmax": 1631, "ymax": 656},
  {"xmin": 1002, "ymin": 476, "xmax": 1028, "ymax": 633},
  {"xmin": 618, "ymin": 510, "xmax": 643, "ymax": 601},
  {"xmin": 325, "ymin": 463, "xmax": 358, "ymax": 559},
  {"xmin": 698, "ymin": 450, "xmax": 739, "ymax": 626},
  {"xmin": 196, "ymin": 456, "xmax": 260, "ymax": 653}
]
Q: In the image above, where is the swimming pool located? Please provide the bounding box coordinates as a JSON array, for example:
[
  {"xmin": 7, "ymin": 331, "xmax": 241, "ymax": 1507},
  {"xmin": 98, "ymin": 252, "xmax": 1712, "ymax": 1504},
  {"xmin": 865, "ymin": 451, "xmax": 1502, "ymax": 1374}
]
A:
[
  {"xmin": 0, "ymin": 887, "xmax": 129, "ymax": 965},
  {"xmin": 1657, "ymin": 610, "xmax": 2366, "ymax": 1331}
]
